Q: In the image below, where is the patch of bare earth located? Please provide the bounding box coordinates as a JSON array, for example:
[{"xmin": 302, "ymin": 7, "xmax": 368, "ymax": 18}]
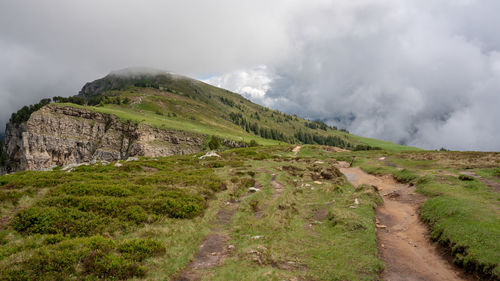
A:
[
  {"xmin": 173, "ymin": 233, "xmax": 231, "ymax": 281},
  {"xmin": 339, "ymin": 166, "xmax": 473, "ymax": 281},
  {"xmin": 173, "ymin": 201, "xmax": 239, "ymax": 280},
  {"xmin": 271, "ymin": 174, "xmax": 285, "ymax": 199},
  {"xmin": 292, "ymin": 145, "xmax": 301, "ymax": 155},
  {"xmin": 322, "ymin": 146, "xmax": 350, "ymax": 152}
]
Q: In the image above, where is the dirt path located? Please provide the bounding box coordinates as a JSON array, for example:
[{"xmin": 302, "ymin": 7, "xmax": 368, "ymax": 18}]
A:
[
  {"xmin": 339, "ymin": 166, "xmax": 471, "ymax": 281},
  {"xmin": 173, "ymin": 201, "xmax": 239, "ymax": 281},
  {"xmin": 270, "ymin": 174, "xmax": 285, "ymax": 198}
]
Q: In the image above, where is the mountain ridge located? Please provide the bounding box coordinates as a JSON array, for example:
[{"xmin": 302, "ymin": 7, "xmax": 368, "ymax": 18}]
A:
[{"xmin": 1, "ymin": 68, "xmax": 417, "ymax": 172}]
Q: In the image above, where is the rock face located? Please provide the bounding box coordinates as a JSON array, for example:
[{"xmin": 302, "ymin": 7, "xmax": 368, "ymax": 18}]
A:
[{"xmin": 4, "ymin": 104, "xmax": 205, "ymax": 171}]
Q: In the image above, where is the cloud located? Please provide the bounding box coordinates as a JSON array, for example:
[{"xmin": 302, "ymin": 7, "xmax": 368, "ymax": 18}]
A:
[
  {"xmin": 205, "ymin": 66, "xmax": 276, "ymax": 106},
  {"xmin": 0, "ymin": 0, "xmax": 295, "ymax": 131},
  {"xmin": 2, "ymin": 0, "xmax": 500, "ymax": 151},
  {"xmin": 209, "ymin": 0, "xmax": 500, "ymax": 151}
]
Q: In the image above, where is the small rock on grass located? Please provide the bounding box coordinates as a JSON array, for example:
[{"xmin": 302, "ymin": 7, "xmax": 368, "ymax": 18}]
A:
[
  {"xmin": 248, "ymin": 187, "xmax": 261, "ymax": 193},
  {"xmin": 199, "ymin": 151, "xmax": 221, "ymax": 159}
]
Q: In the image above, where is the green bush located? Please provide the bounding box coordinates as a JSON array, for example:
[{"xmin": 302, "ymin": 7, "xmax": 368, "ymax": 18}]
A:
[
  {"xmin": 0, "ymin": 236, "xmax": 166, "ymax": 280},
  {"xmin": 83, "ymin": 252, "xmax": 145, "ymax": 279},
  {"xmin": 124, "ymin": 206, "xmax": 149, "ymax": 224},
  {"xmin": 152, "ymin": 196, "xmax": 204, "ymax": 219},
  {"xmin": 208, "ymin": 135, "xmax": 221, "ymax": 150},
  {"xmin": 249, "ymin": 139, "xmax": 259, "ymax": 147},
  {"xmin": 12, "ymin": 207, "xmax": 104, "ymax": 236},
  {"xmin": 1, "ymin": 153, "xmax": 225, "ymax": 279},
  {"xmin": 118, "ymin": 239, "xmax": 165, "ymax": 261}
]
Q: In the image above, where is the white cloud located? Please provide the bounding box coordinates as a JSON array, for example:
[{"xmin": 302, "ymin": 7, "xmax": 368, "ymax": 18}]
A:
[{"xmin": 209, "ymin": 0, "xmax": 500, "ymax": 151}]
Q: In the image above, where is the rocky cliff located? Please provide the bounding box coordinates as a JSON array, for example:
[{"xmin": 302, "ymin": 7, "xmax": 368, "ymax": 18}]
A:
[{"xmin": 4, "ymin": 104, "xmax": 205, "ymax": 171}]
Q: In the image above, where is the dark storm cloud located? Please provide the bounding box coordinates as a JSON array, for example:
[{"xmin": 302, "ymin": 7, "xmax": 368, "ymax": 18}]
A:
[{"xmin": 2, "ymin": 0, "xmax": 500, "ymax": 151}]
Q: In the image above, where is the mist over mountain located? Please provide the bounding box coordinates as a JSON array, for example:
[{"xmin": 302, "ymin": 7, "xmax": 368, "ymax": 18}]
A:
[{"xmin": 2, "ymin": 0, "xmax": 500, "ymax": 151}]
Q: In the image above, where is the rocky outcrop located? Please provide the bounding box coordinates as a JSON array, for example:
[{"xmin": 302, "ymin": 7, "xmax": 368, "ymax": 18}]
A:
[{"xmin": 4, "ymin": 104, "xmax": 205, "ymax": 171}]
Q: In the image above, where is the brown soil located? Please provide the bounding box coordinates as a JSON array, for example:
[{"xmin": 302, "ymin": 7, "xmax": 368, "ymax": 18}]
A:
[
  {"xmin": 141, "ymin": 165, "xmax": 158, "ymax": 172},
  {"xmin": 174, "ymin": 202, "xmax": 240, "ymax": 280},
  {"xmin": 173, "ymin": 233, "xmax": 230, "ymax": 281},
  {"xmin": 339, "ymin": 166, "xmax": 473, "ymax": 281},
  {"xmin": 322, "ymin": 146, "xmax": 350, "ymax": 152},
  {"xmin": 312, "ymin": 208, "xmax": 328, "ymax": 221},
  {"xmin": 271, "ymin": 174, "xmax": 285, "ymax": 198},
  {"xmin": 292, "ymin": 145, "xmax": 301, "ymax": 155}
]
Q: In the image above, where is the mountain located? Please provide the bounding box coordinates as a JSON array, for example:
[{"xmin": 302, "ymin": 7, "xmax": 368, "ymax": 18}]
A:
[{"xmin": 1, "ymin": 68, "xmax": 416, "ymax": 172}]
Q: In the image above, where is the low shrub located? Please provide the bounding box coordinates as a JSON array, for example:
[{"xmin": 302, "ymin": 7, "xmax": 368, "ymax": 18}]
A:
[
  {"xmin": 208, "ymin": 135, "xmax": 221, "ymax": 150},
  {"xmin": 118, "ymin": 239, "xmax": 165, "ymax": 261},
  {"xmin": 393, "ymin": 169, "xmax": 418, "ymax": 184}
]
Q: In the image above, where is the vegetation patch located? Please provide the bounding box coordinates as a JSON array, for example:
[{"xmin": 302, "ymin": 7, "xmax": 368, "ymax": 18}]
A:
[
  {"xmin": 416, "ymin": 172, "xmax": 500, "ymax": 280},
  {"xmin": 0, "ymin": 154, "xmax": 226, "ymax": 280}
]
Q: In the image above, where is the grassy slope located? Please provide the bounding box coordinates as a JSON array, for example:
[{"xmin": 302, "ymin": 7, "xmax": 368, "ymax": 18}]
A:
[
  {"xmin": 336, "ymin": 150, "xmax": 500, "ymax": 279},
  {"xmin": 0, "ymin": 145, "xmax": 384, "ymax": 280}
]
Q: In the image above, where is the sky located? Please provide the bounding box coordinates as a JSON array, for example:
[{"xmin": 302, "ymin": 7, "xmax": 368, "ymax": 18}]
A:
[{"xmin": 1, "ymin": 0, "xmax": 499, "ymax": 151}]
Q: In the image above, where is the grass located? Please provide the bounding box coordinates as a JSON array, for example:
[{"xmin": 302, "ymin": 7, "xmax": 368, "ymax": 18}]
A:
[
  {"xmin": 418, "ymin": 174, "xmax": 500, "ymax": 279},
  {"xmin": 1, "ymin": 134, "xmax": 498, "ymax": 280},
  {"xmin": 58, "ymin": 102, "xmax": 279, "ymax": 146},
  {"xmin": 202, "ymin": 146, "xmax": 383, "ymax": 280},
  {"xmin": 0, "ymin": 145, "xmax": 386, "ymax": 280}
]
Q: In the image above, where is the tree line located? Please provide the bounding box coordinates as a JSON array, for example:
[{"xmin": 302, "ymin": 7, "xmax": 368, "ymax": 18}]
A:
[{"xmin": 228, "ymin": 111, "xmax": 379, "ymax": 150}]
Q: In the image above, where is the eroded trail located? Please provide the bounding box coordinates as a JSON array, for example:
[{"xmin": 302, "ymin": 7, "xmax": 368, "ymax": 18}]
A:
[
  {"xmin": 339, "ymin": 166, "xmax": 470, "ymax": 281},
  {"xmin": 173, "ymin": 202, "xmax": 239, "ymax": 281}
]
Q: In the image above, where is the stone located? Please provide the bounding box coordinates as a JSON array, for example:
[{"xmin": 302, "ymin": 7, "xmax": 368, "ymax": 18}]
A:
[
  {"xmin": 4, "ymin": 104, "xmax": 206, "ymax": 171},
  {"xmin": 248, "ymin": 187, "xmax": 261, "ymax": 193},
  {"xmin": 199, "ymin": 151, "xmax": 221, "ymax": 159}
]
